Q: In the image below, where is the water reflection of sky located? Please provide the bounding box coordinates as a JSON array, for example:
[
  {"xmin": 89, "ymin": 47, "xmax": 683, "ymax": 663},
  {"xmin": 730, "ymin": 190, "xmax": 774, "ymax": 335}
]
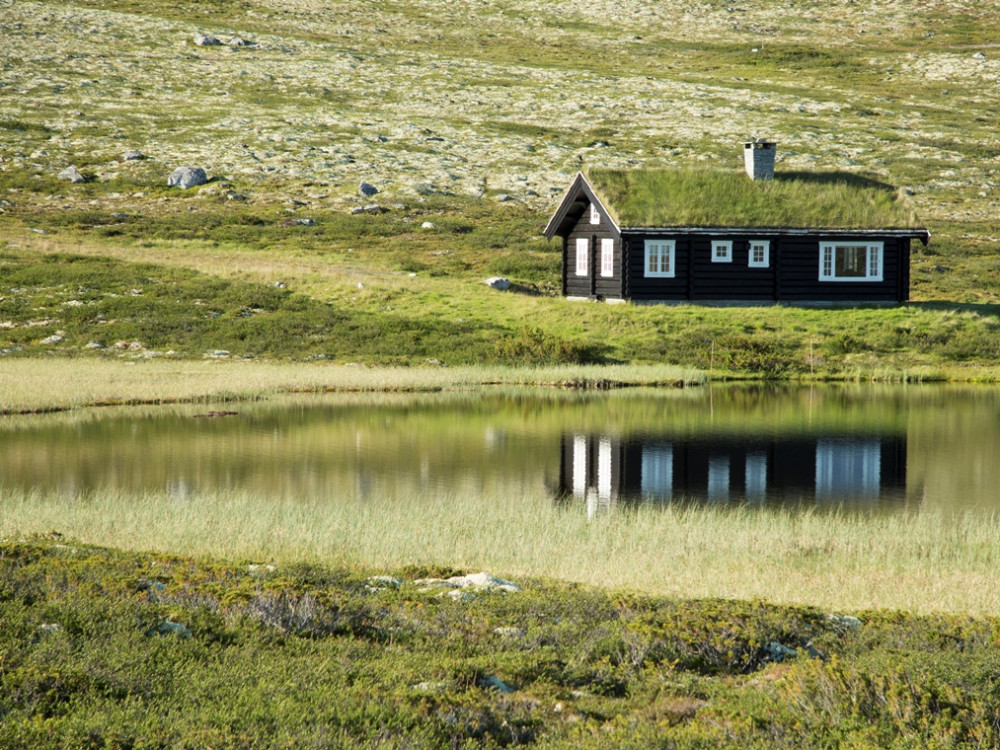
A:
[{"xmin": 1, "ymin": 386, "xmax": 999, "ymax": 515}]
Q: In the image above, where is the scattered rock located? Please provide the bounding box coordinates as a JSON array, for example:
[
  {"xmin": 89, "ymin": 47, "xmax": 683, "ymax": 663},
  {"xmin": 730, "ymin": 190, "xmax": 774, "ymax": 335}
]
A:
[
  {"xmin": 193, "ymin": 33, "xmax": 221, "ymax": 46},
  {"xmin": 414, "ymin": 572, "xmax": 521, "ymax": 594},
  {"xmin": 359, "ymin": 181, "xmax": 378, "ymax": 197},
  {"xmin": 973, "ymin": 51, "xmax": 987, "ymax": 60},
  {"xmin": 84, "ymin": 341, "xmax": 103, "ymax": 349},
  {"xmin": 493, "ymin": 626, "xmax": 526, "ymax": 639},
  {"xmin": 363, "ymin": 204, "xmax": 382, "ymax": 214},
  {"xmin": 58, "ymin": 166, "xmax": 86, "ymax": 183},
  {"xmin": 420, "ymin": 221, "xmax": 435, "ymax": 229},
  {"xmin": 167, "ymin": 166, "xmax": 208, "ymax": 189},
  {"xmin": 39, "ymin": 334, "xmax": 64, "ymax": 345},
  {"xmin": 205, "ymin": 350, "xmax": 230, "ymax": 358},
  {"xmin": 763, "ymin": 641, "xmax": 798, "ymax": 662},
  {"xmin": 150, "ymin": 620, "xmax": 192, "ymax": 638},
  {"xmin": 229, "ymin": 37, "xmax": 254, "ymax": 47},
  {"xmin": 121, "ymin": 150, "xmax": 145, "ymax": 161},
  {"xmin": 285, "ymin": 217, "xmax": 316, "ymax": 226},
  {"xmin": 826, "ymin": 613, "xmax": 863, "ymax": 631},
  {"xmin": 273, "ymin": 281, "xmax": 286, "ymax": 288},
  {"xmin": 350, "ymin": 206, "xmax": 365, "ymax": 215},
  {"xmin": 495, "ymin": 193, "xmax": 513, "ymax": 202},
  {"xmin": 38, "ymin": 623, "xmax": 61, "ymax": 634},
  {"xmin": 366, "ymin": 576, "xmax": 403, "ymax": 592},
  {"xmin": 248, "ymin": 564, "xmax": 276, "ymax": 575},
  {"xmin": 480, "ymin": 675, "xmax": 516, "ymax": 694},
  {"xmin": 485, "ymin": 276, "xmax": 511, "ymax": 291}
]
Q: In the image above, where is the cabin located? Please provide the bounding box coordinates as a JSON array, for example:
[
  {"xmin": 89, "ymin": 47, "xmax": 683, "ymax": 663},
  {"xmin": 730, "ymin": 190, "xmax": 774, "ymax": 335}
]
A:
[{"xmin": 544, "ymin": 142, "xmax": 930, "ymax": 304}]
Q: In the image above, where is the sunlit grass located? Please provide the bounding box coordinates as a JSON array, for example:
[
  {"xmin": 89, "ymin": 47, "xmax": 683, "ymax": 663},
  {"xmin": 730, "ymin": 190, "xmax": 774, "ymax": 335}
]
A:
[
  {"xmin": 0, "ymin": 358, "xmax": 704, "ymax": 414},
  {"xmin": 4, "ymin": 486, "xmax": 998, "ymax": 615}
]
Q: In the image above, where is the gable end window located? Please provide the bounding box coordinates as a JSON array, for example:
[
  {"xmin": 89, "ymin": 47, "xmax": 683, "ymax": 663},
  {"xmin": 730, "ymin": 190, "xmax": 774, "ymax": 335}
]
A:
[
  {"xmin": 600, "ymin": 238, "xmax": 614, "ymax": 278},
  {"xmin": 819, "ymin": 242, "xmax": 883, "ymax": 282},
  {"xmin": 711, "ymin": 241, "xmax": 732, "ymax": 263},
  {"xmin": 575, "ymin": 238, "xmax": 589, "ymax": 276},
  {"xmin": 589, "ymin": 203, "xmax": 600, "ymax": 225},
  {"xmin": 644, "ymin": 239, "xmax": 675, "ymax": 278},
  {"xmin": 748, "ymin": 240, "xmax": 770, "ymax": 268}
]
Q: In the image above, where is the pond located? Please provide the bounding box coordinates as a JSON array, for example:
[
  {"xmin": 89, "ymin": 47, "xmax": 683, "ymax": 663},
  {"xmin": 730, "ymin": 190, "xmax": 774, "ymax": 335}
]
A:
[{"xmin": 2, "ymin": 385, "xmax": 999, "ymax": 516}]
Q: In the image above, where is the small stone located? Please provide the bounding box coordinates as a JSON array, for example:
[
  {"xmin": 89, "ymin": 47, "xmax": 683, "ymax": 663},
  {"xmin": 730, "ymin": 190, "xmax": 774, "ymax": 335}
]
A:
[
  {"xmin": 485, "ymin": 277, "xmax": 511, "ymax": 291},
  {"xmin": 167, "ymin": 167, "xmax": 208, "ymax": 189},
  {"xmin": 121, "ymin": 150, "xmax": 145, "ymax": 161},
  {"xmin": 40, "ymin": 334, "xmax": 64, "ymax": 345},
  {"xmin": 58, "ymin": 166, "xmax": 86, "ymax": 183},
  {"xmin": 84, "ymin": 341, "xmax": 103, "ymax": 349},
  {"xmin": 359, "ymin": 181, "xmax": 378, "ymax": 197},
  {"xmin": 420, "ymin": 221, "xmax": 435, "ymax": 229},
  {"xmin": 495, "ymin": 193, "xmax": 513, "ymax": 202},
  {"xmin": 350, "ymin": 206, "xmax": 365, "ymax": 215},
  {"xmin": 481, "ymin": 675, "xmax": 515, "ymax": 694},
  {"xmin": 363, "ymin": 204, "xmax": 382, "ymax": 214},
  {"xmin": 193, "ymin": 33, "xmax": 221, "ymax": 46},
  {"xmin": 973, "ymin": 51, "xmax": 987, "ymax": 60},
  {"xmin": 229, "ymin": 37, "xmax": 253, "ymax": 47}
]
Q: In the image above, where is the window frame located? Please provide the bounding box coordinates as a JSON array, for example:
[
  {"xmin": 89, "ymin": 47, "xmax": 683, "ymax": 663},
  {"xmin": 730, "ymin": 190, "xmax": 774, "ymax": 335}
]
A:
[
  {"xmin": 589, "ymin": 203, "xmax": 600, "ymax": 225},
  {"xmin": 711, "ymin": 240, "xmax": 733, "ymax": 263},
  {"xmin": 819, "ymin": 241, "xmax": 884, "ymax": 282},
  {"xmin": 600, "ymin": 238, "xmax": 615, "ymax": 278},
  {"xmin": 748, "ymin": 240, "xmax": 770, "ymax": 269},
  {"xmin": 644, "ymin": 239, "xmax": 676, "ymax": 278},
  {"xmin": 575, "ymin": 237, "xmax": 589, "ymax": 277}
]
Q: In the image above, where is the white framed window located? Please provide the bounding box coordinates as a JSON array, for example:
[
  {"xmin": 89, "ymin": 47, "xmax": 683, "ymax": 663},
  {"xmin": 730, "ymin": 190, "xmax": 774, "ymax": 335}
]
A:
[
  {"xmin": 600, "ymin": 238, "xmax": 614, "ymax": 278},
  {"xmin": 711, "ymin": 240, "xmax": 732, "ymax": 263},
  {"xmin": 575, "ymin": 237, "xmax": 589, "ymax": 276},
  {"xmin": 819, "ymin": 242, "xmax": 883, "ymax": 282},
  {"xmin": 748, "ymin": 240, "xmax": 770, "ymax": 268},
  {"xmin": 644, "ymin": 239, "xmax": 675, "ymax": 278},
  {"xmin": 589, "ymin": 203, "xmax": 600, "ymax": 225}
]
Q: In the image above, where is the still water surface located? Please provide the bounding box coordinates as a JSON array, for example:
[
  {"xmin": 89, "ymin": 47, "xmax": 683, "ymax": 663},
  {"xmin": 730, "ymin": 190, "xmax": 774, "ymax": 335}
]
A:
[{"xmin": 3, "ymin": 385, "xmax": 999, "ymax": 516}]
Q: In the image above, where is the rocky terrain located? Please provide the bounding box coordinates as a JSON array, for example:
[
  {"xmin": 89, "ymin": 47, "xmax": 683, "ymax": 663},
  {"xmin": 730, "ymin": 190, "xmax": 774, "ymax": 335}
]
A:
[{"xmin": 2, "ymin": 0, "xmax": 999, "ymax": 228}]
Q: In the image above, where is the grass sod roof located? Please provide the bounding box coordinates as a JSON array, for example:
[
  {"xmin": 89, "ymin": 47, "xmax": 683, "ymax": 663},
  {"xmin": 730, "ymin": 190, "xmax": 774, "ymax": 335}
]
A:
[{"xmin": 584, "ymin": 168, "xmax": 924, "ymax": 230}]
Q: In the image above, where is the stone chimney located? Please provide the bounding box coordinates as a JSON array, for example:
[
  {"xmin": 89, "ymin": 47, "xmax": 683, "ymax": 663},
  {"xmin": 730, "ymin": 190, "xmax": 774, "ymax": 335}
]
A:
[{"xmin": 743, "ymin": 139, "xmax": 776, "ymax": 181}]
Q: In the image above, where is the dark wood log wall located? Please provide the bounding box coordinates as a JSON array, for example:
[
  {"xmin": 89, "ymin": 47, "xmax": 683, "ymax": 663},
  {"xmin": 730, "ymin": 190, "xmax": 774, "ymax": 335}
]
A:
[
  {"xmin": 621, "ymin": 233, "xmax": 908, "ymax": 303},
  {"xmin": 563, "ymin": 206, "xmax": 622, "ymax": 298}
]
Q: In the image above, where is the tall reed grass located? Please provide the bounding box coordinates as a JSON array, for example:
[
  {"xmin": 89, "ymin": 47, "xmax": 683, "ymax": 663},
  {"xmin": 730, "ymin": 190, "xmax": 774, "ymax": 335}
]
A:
[{"xmin": 3, "ymin": 486, "xmax": 997, "ymax": 616}]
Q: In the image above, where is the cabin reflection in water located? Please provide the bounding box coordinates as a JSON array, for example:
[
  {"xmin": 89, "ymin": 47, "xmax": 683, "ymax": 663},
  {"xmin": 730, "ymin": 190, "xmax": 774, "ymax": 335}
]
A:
[{"xmin": 559, "ymin": 432, "xmax": 907, "ymax": 515}]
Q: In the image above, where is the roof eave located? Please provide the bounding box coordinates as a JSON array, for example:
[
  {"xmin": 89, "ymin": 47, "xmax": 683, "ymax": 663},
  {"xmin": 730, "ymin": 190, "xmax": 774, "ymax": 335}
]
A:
[{"xmin": 619, "ymin": 226, "xmax": 930, "ymax": 244}]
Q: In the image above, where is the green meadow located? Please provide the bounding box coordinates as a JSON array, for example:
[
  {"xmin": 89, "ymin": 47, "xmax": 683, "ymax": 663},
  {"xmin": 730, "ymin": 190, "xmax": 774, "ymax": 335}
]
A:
[{"xmin": 4, "ymin": 0, "xmax": 1000, "ymax": 745}]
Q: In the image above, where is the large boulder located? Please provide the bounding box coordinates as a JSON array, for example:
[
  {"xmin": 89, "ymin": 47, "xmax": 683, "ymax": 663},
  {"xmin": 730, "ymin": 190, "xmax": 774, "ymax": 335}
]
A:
[
  {"xmin": 58, "ymin": 166, "xmax": 86, "ymax": 183},
  {"xmin": 485, "ymin": 277, "xmax": 511, "ymax": 291},
  {"xmin": 359, "ymin": 181, "xmax": 378, "ymax": 197},
  {"xmin": 167, "ymin": 167, "xmax": 208, "ymax": 189}
]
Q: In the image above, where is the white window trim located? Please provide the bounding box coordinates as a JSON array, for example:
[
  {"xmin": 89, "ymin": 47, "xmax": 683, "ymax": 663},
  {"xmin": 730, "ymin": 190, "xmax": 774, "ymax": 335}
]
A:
[
  {"xmin": 600, "ymin": 238, "xmax": 614, "ymax": 278},
  {"xmin": 589, "ymin": 203, "xmax": 600, "ymax": 225},
  {"xmin": 819, "ymin": 241, "xmax": 883, "ymax": 282},
  {"xmin": 711, "ymin": 240, "xmax": 732, "ymax": 263},
  {"xmin": 748, "ymin": 240, "xmax": 770, "ymax": 268},
  {"xmin": 644, "ymin": 239, "xmax": 676, "ymax": 278},
  {"xmin": 575, "ymin": 237, "xmax": 589, "ymax": 276}
]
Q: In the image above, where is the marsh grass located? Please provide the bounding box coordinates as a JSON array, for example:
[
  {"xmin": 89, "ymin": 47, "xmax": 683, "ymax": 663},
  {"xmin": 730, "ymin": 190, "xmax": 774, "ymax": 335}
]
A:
[
  {"xmin": 0, "ymin": 358, "xmax": 704, "ymax": 414},
  {"xmin": 4, "ymin": 487, "xmax": 998, "ymax": 615}
]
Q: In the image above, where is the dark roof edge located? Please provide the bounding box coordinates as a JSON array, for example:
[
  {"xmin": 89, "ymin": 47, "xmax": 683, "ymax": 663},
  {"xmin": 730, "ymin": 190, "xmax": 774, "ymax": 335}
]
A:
[
  {"xmin": 543, "ymin": 171, "xmax": 622, "ymax": 240},
  {"xmin": 620, "ymin": 226, "xmax": 930, "ymax": 245}
]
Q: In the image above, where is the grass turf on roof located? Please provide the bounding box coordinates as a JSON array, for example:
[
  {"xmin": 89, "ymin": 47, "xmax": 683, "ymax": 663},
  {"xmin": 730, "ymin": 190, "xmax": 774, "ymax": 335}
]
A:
[{"xmin": 585, "ymin": 168, "xmax": 922, "ymax": 230}]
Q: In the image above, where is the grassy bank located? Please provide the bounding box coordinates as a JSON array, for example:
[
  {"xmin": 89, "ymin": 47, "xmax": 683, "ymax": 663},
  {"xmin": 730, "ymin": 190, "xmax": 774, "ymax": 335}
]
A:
[
  {"xmin": 0, "ymin": 359, "xmax": 704, "ymax": 414},
  {"xmin": 3, "ymin": 487, "xmax": 999, "ymax": 616},
  {"xmin": 2, "ymin": 539, "xmax": 999, "ymax": 748}
]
